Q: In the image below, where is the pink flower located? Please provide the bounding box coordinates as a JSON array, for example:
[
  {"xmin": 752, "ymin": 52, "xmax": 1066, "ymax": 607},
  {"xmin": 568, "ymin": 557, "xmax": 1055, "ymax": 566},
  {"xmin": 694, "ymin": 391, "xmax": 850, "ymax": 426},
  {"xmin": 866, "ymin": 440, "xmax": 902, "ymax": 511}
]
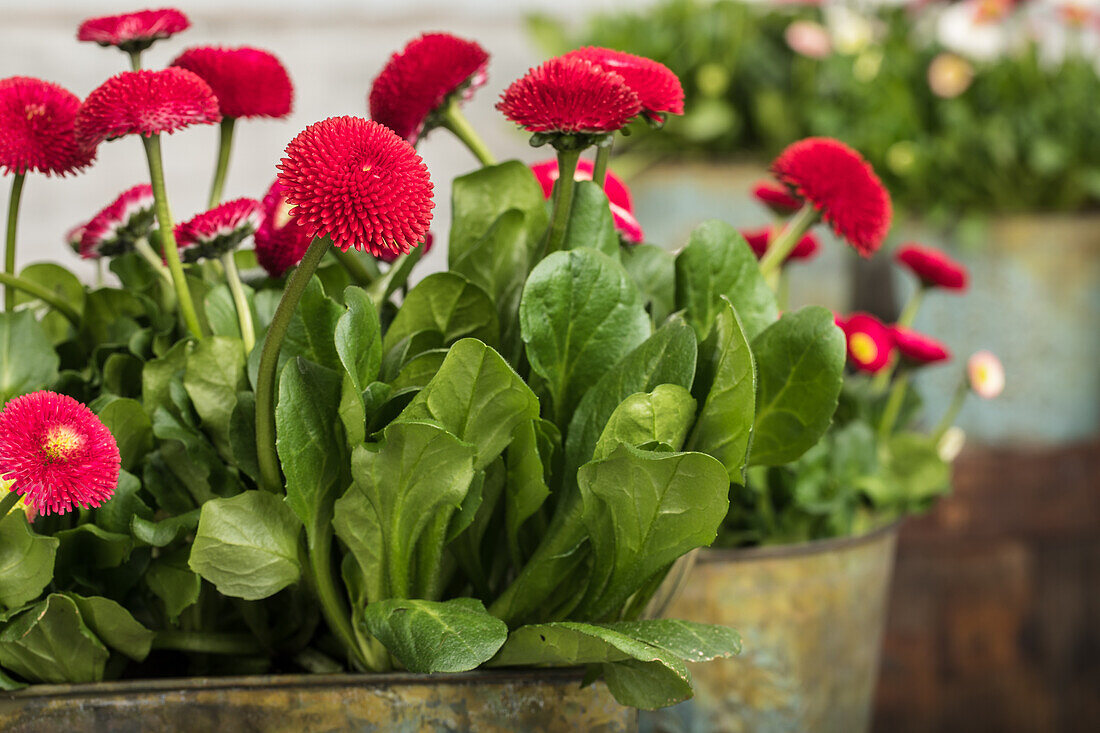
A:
[
  {"xmin": 530, "ymin": 157, "xmax": 644, "ymax": 243},
  {"xmin": 741, "ymin": 227, "xmax": 820, "ymax": 263},
  {"xmin": 968, "ymin": 351, "xmax": 1004, "ymax": 399},
  {"xmin": 254, "ymin": 179, "xmax": 312, "ymax": 277},
  {"xmin": 0, "ymin": 77, "xmax": 94, "ymax": 176},
  {"xmin": 175, "ymin": 198, "xmax": 262, "ymax": 262},
  {"xmin": 79, "ymin": 184, "xmax": 155, "ymax": 259},
  {"xmin": 892, "ymin": 326, "xmax": 951, "ymax": 365},
  {"xmin": 77, "ymin": 8, "xmax": 190, "ymax": 53},
  {"xmin": 896, "ymin": 243, "xmax": 968, "ymax": 291},
  {"xmin": 562, "ymin": 47, "xmax": 683, "ymax": 122},
  {"xmin": 171, "ymin": 46, "xmax": 293, "ymax": 119},
  {"xmin": 839, "ymin": 312, "xmax": 894, "ymax": 373}
]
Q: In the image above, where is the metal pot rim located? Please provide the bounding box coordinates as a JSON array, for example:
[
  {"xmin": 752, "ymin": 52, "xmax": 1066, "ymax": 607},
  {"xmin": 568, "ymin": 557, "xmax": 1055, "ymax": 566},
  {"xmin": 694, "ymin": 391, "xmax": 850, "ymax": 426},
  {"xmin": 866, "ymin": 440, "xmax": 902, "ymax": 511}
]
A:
[{"xmin": 699, "ymin": 519, "xmax": 903, "ymax": 564}]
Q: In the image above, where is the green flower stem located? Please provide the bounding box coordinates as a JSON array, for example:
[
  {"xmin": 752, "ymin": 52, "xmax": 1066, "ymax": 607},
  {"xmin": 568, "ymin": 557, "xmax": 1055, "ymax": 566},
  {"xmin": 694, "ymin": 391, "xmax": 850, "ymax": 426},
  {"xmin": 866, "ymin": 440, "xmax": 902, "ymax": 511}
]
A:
[
  {"xmin": 207, "ymin": 118, "xmax": 236, "ymax": 209},
  {"xmin": 933, "ymin": 377, "xmax": 970, "ymax": 442},
  {"xmin": 0, "ymin": 490, "xmax": 21, "ymax": 518},
  {"xmin": 141, "ymin": 134, "xmax": 204, "ymax": 339},
  {"xmin": 543, "ymin": 148, "xmax": 582, "ymax": 257},
  {"xmin": 4, "ymin": 172, "xmax": 26, "ymax": 311},
  {"xmin": 332, "ymin": 247, "xmax": 377, "ymax": 287},
  {"xmin": 878, "ymin": 370, "xmax": 910, "ymax": 442},
  {"xmin": 221, "ymin": 252, "xmax": 256, "ymax": 353},
  {"xmin": 366, "ymin": 247, "xmax": 421, "ymax": 308},
  {"xmin": 304, "ymin": 527, "xmax": 372, "ymax": 670},
  {"xmin": 133, "ymin": 238, "xmax": 172, "ymax": 284},
  {"xmin": 439, "ymin": 101, "xmax": 496, "ymax": 167},
  {"xmin": 0, "ymin": 271, "xmax": 81, "ymax": 326},
  {"xmin": 151, "ymin": 631, "xmax": 265, "ymax": 655},
  {"xmin": 758, "ymin": 203, "xmax": 819, "ymax": 283},
  {"xmin": 255, "ymin": 236, "xmax": 329, "ymax": 493},
  {"xmin": 872, "ymin": 286, "xmax": 925, "ymax": 392},
  {"xmin": 592, "ymin": 140, "xmax": 612, "ymax": 188},
  {"xmin": 127, "ymin": 50, "xmax": 142, "ymax": 71}
]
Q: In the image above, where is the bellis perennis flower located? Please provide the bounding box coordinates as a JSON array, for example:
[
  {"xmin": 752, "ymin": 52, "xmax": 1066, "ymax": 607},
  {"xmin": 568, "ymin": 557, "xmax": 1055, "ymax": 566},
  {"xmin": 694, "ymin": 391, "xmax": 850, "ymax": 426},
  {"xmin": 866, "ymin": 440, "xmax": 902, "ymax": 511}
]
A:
[
  {"xmin": 531, "ymin": 157, "xmax": 644, "ymax": 243},
  {"xmin": 771, "ymin": 137, "xmax": 892, "ymax": 257},
  {"xmin": 76, "ymin": 68, "xmax": 221, "ymax": 148},
  {"xmin": 839, "ymin": 313, "xmax": 894, "ymax": 373},
  {"xmin": 896, "ymin": 243, "xmax": 969, "ymax": 291},
  {"xmin": 370, "ymin": 33, "xmax": 489, "ymax": 144},
  {"xmin": 79, "ymin": 183, "xmax": 156, "ymax": 259},
  {"xmin": 176, "ymin": 198, "xmax": 262, "ymax": 262},
  {"xmin": 752, "ymin": 180, "xmax": 802, "ymax": 216},
  {"xmin": 254, "ymin": 179, "xmax": 312, "ymax": 277},
  {"xmin": 77, "ymin": 8, "xmax": 190, "ymax": 54},
  {"xmin": 277, "ymin": 116, "xmax": 434, "ymax": 257},
  {"xmin": 0, "ymin": 391, "xmax": 120, "ymax": 516},
  {"xmin": 893, "ymin": 326, "xmax": 951, "ymax": 365},
  {"xmin": 0, "ymin": 77, "xmax": 93, "ymax": 177},
  {"xmin": 172, "ymin": 46, "xmax": 294, "ymax": 120},
  {"xmin": 968, "ymin": 350, "xmax": 1005, "ymax": 399},
  {"xmin": 562, "ymin": 47, "xmax": 683, "ymax": 123},
  {"xmin": 742, "ymin": 227, "xmax": 819, "ymax": 263}
]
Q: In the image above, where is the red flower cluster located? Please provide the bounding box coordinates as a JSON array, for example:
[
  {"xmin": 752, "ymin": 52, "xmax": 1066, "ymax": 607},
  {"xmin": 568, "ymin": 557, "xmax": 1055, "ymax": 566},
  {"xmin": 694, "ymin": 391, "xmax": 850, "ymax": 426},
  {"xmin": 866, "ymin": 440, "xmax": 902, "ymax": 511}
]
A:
[
  {"xmin": 530, "ymin": 157, "xmax": 644, "ymax": 243},
  {"xmin": 562, "ymin": 47, "xmax": 683, "ymax": 121},
  {"xmin": 79, "ymin": 183, "xmax": 156, "ymax": 259},
  {"xmin": 771, "ymin": 137, "xmax": 892, "ymax": 257},
  {"xmin": 838, "ymin": 313, "xmax": 894, "ymax": 373},
  {"xmin": 498, "ymin": 57, "xmax": 641, "ymax": 135},
  {"xmin": 752, "ymin": 180, "xmax": 801, "ymax": 216},
  {"xmin": 254, "ymin": 179, "xmax": 313, "ymax": 277},
  {"xmin": 76, "ymin": 68, "xmax": 221, "ymax": 148},
  {"xmin": 369, "ymin": 33, "xmax": 489, "ymax": 143},
  {"xmin": 895, "ymin": 243, "xmax": 968, "ymax": 290},
  {"xmin": 0, "ymin": 391, "xmax": 120, "ymax": 516},
  {"xmin": 892, "ymin": 326, "xmax": 951, "ymax": 365},
  {"xmin": 77, "ymin": 8, "xmax": 190, "ymax": 53},
  {"xmin": 175, "ymin": 198, "xmax": 262, "ymax": 262},
  {"xmin": 0, "ymin": 77, "xmax": 93, "ymax": 176},
  {"xmin": 741, "ymin": 227, "xmax": 820, "ymax": 263},
  {"xmin": 172, "ymin": 46, "xmax": 293, "ymax": 119},
  {"xmin": 277, "ymin": 116, "xmax": 434, "ymax": 257}
]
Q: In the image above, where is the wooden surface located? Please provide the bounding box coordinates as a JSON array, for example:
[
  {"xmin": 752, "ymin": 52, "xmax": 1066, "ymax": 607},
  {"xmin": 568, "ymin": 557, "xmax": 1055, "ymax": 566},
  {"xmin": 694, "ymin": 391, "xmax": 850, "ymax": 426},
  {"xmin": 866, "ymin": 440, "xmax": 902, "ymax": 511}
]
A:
[{"xmin": 874, "ymin": 441, "xmax": 1100, "ymax": 733}]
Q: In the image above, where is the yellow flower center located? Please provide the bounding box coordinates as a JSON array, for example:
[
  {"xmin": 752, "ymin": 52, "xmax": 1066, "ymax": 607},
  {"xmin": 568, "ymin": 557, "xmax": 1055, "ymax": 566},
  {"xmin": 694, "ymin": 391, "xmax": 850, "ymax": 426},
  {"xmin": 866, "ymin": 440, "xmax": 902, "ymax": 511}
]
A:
[
  {"xmin": 42, "ymin": 425, "xmax": 83, "ymax": 462},
  {"xmin": 849, "ymin": 332, "xmax": 878, "ymax": 364},
  {"xmin": 273, "ymin": 199, "xmax": 294, "ymax": 230}
]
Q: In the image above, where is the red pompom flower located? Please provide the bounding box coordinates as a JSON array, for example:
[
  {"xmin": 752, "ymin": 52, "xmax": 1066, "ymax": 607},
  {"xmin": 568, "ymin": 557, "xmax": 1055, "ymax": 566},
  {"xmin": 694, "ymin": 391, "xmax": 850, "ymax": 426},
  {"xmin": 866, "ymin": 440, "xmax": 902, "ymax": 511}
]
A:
[
  {"xmin": 254, "ymin": 180, "xmax": 313, "ymax": 277},
  {"xmin": 0, "ymin": 391, "xmax": 120, "ymax": 516},
  {"xmin": 369, "ymin": 33, "xmax": 489, "ymax": 144},
  {"xmin": 0, "ymin": 77, "xmax": 93, "ymax": 176},
  {"xmin": 175, "ymin": 198, "xmax": 262, "ymax": 262},
  {"xmin": 277, "ymin": 116, "xmax": 434, "ymax": 257},
  {"xmin": 839, "ymin": 313, "xmax": 894, "ymax": 373},
  {"xmin": 172, "ymin": 46, "xmax": 293, "ymax": 119},
  {"xmin": 895, "ymin": 243, "xmax": 968, "ymax": 291},
  {"xmin": 76, "ymin": 68, "xmax": 221, "ymax": 149},
  {"xmin": 77, "ymin": 8, "xmax": 190, "ymax": 53},
  {"xmin": 752, "ymin": 180, "xmax": 802, "ymax": 216},
  {"xmin": 562, "ymin": 47, "xmax": 683, "ymax": 122},
  {"xmin": 498, "ymin": 57, "xmax": 641, "ymax": 136},
  {"xmin": 892, "ymin": 326, "xmax": 951, "ymax": 365},
  {"xmin": 530, "ymin": 157, "xmax": 644, "ymax": 243},
  {"xmin": 80, "ymin": 183, "xmax": 156, "ymax": 259},
  {"xmin": 741, "ymin": 226, "xmax": 819, "ymax": 263},
  {"xmin": 771, "ymin": 137, "xmax": 892, "ymax": 257}
]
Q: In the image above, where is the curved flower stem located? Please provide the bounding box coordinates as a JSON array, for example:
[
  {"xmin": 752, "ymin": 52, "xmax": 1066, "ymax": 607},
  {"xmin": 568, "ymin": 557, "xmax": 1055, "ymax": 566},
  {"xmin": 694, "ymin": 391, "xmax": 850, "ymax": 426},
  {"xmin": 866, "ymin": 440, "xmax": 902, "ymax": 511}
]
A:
[
  {"xmin": 134, "ymin": 238, "xmax": 172, "ymax": 284},
  {"xmin": 255, "ymin": 237, "xmax": 329, "ymax": 493},
  {"xmin": 0, "ymin": 271, "xmax": 81, "ymax": 326},
  {"xmin": 207, "ymin": 118, "xmax": 236, "ymax": 209},
  {"xmin": 141, "ymin": 134, "xmax": 204, "ymax": 339},
  {"xmin": 366, "ymin": 248, "xmax": 421, "ymax": 308},
  {"xmin": 0, "ymin": 490, "xmax": 21, "ymax": 518},
  {"xmin": 932, "ymin": 377, "xmax": 969, "ymax": 443},
  {"xmin": 592, "ymin": 139, "xmax": 613, "ymax": 188},
  {"xmin": 758, "ymin": 203, "xmax": 819, "ymax": 284},
  {"xmin": 221, "ymin": 252, "xmax": 255, "ymax": 353},
  {"xmin": 127, "ymin": 50, "xmax": 142, "ymax": 71},
  {"xmin": 543, "ymin": 148, "xmax": 582, "ymax": 257},
  {"xmin": 332, "ymin": 247, "xmax": 378, "ymax": 287},
  {"xmin": 5, "ymin": 172, "xmax": 26, "ymax": 311},
  {"xmin": 872, "ymin": 286, "xmax": 925, "ymax": 392},
  {"xmin": 439, "ymin": 101, "xmax": 496, "ymax": 167},
  {"xmin": 878, "ymin": 370, "xmax": 910, "ymax": 442},
  {"xmin": 152, "ymin": 631, "xmax": 265, "ymax": 655}
]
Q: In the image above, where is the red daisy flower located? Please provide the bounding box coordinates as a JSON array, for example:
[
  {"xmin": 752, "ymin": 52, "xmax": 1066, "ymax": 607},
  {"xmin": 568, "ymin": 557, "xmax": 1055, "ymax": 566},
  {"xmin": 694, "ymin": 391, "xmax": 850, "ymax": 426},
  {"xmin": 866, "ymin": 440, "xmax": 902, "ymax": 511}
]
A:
[
  {"xmin": 752, "ymin": 180, "xmax": 802, "ymax": 216},
  {"xmin": 277, "ymin": 116, "xmax": 434, "ymax": 257},
  {"xmin": 839, "ymin": 312, "xmax": 894, "ymax": 373},
  {"xmin": 895, "ymin": 243, "xmax": 968, "ymax": 291},
  {"xmin": 562, "ymin": 47, "xmax": 683, "ymax": 122},
  {"xmin": 77, "ymin": 8, "xmax": 190, "ymax": 53},
  {"xmin": 171, "ymin": 46, "xmax": 293, "ymax": 120},
  {"xmin": 0, "ymin": 391, "xmax": 120, "ymax": 516},
  {"xmin": 175, "ymin": 198, "xmax": 262, "ymax": 262},
  {"xmin": 76, "ymin": 68, "xmax": 221, "ymax": 149},
  {"xmin": 497, "ymin": 57, "xmax": 641, "ymax": 136},
  {"xmin": 0, "ymin": 77, "xmax": 94, "ymax": 176},
  {"xmin": 254, "ymin": 180, "xmax": 313, "ymax": 277},
  {"xmin": 771, "ymin": 137, "xmax": 892, "ymax": 257},
  {"xmin": 80, "ymin": 183, "xmax": 156, "ymax": 259},
  {"xmin": 369, "ymin": 33, "xmax": 489, "ymax": 144},
  {"xmin": 892, "ymin": 326, "xmax": 951, "ymax": 365},
  {"xmin": 741, "ymin": 226, "xmax": 820, "ymax": 262},
  {"xmin": 530, "ymin": 157, "xmax": 644, "ymax": 243}
]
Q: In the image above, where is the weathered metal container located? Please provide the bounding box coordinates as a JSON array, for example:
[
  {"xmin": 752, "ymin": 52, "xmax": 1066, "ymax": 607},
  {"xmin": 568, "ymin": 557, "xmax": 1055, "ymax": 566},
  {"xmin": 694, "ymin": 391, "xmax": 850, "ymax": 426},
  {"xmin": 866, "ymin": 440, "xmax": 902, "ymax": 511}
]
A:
[
  {"xmin": 0, "ymin": 669, "xmax": 634, "ymax": 733},
  {"xmin": 643, "ymin": 523, "xmax": 899, "ymax": 733}
]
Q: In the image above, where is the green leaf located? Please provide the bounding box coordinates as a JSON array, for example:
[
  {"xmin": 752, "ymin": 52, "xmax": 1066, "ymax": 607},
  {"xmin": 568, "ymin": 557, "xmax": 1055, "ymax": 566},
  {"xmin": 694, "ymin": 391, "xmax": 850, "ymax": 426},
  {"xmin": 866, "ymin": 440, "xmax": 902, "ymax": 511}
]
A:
[
  {"xmin": 449, "ymin": 160, "xmax": 549, "ymax": 265},
  {"xmin": 228, "ymin": 391, "xmax": 260, "ymax": 481},
  {"xmin": 55, "ymin": 525, "xmax": 132, "ymax": 571},
  {"xmin": 277, "ymin": 358, "xmax": 346, "ymax": 540},
  {"xmin": 332, "ymin": 485, "xmax": 384, "ymax": 606},
  {"xmin": 362, "ymin": 598, "xmax": 508, "ymax": 673},
  {"xmin": 0, "ymin": 594, "xmax": 109, "ymax": 684},
  {"xmin": 577, "ymin": 445, "xmax": 729, "ymax": 620},
  {"xmin": 0, "ymin": 511, "xmax": 58, "ymax": 609},
  {"xmin": 348, "ymin": 421, "xmax": 476, "ymax": 599},
  {"xmin": 750, "ymin": 307, "xmax": 845, "ymax": 466},
  {"xmin": 130, "ymin": 510, "xmax": 199, "ymax": 548},
  {"xmin": 685, "ymin": 298, "xmax": 756, "ymax": 481},
  {"xmin": 146, "ymin": 548, "xmax": 201, "ymax": 621},
  {"xmin": 64, "ymin": 593, "xmax": 153, "ymax": 662},
  {"xmin": 94, "ymin": 470, "xmax": 151, "ymax": 535},
  {"xmin": 101, "ymin": 353, "xmax": 144, "ymax": 398},
  {"xmin": 504, "ymin": 419, "xmax": 554, "ymax": 565},
  {"xmin": 594, "ymin": 385, "xmax": 696, "ymax": 460},
  {"xmin": 622, "ymin": 244, "xmax": 676, "ymax": 326},
  {"xmin": 183, "ymin": 336, "xmax": 247, "ymax": 460},
  {"xmin": 562, "ymin": 181, "xmax": 620, "ymax": 256},
  {"xmin": 96, "ymin": 397, "xmax": 153, "ymax": 472},
  {"xmin": 389, "ymin": 349, "xmax": 448, "ymax": 392},
  {"xmin": 189, "ymin": 492, "xmax": 302, "ymax": 601},
  {"xmin": 674, "ymin": 219, "xmax": 778, "ymax": 340},
  {"xmin": 383, "ymin": 273, "xmax": 499, "ymax": 357},
  {"xmin": 603, "ymin": 619, "xmax": 742, "ymax": 661},
  {"xmin": 142, "ymin": 340, "xmax": 190, "ymax": 416},
  {"xmin": 861, "ymin": 432, "xmax": 951, "ymax": 506},
  {"xmin": 520, "ymin": 249, "xmax": 650, "ymax": 426},
  {"xmin": 203, "ymin": 283, "xmax": 256, "ymax": 339},
  {"xmin": 249, "ymin": 277, "xmax": 343, "ymax": 388},
  {"xmin": 338, "ymin": 375, "xmax": 367, "ymax": 447},
  {"xmin": 0, "ymin": 311, "xmax": 60, "ymax": 405},
  {"xmin": 335, "ymin": 286, "xmax": 382, "ymax": 392},
  {"xmin": 398, "ymin": 339, "xmax": 539, "ymax": 471}
]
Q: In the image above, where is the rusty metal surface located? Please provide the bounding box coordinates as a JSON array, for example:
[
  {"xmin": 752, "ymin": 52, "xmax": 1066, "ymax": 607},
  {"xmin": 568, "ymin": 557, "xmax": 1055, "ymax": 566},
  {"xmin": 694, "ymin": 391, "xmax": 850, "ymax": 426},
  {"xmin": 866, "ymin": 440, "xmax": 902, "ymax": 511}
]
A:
[
  {"xmin": 645, "ymin": 523, "xmax": 899, "ymax": 733},
  {"xmin": 0, "ymin": 668, "xmax": 635, "ymax": 733}
]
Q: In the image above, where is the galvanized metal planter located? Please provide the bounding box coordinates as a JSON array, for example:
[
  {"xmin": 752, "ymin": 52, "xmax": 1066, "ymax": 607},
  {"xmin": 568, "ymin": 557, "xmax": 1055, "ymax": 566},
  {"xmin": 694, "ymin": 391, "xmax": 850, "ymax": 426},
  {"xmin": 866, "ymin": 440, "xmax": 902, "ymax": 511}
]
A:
[
  {"xmin": 643, "ymin": 523, "xmax": 900, "ymax": 733},
  {"xmin": 0, "ymin": 669, "xmax": 634, "ymax": 733}
]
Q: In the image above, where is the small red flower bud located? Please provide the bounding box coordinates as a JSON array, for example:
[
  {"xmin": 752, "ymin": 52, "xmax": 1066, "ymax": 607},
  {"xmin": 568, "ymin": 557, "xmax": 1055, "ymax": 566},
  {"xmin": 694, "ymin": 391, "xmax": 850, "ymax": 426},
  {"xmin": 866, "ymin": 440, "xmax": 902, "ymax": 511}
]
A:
[{"xmin": 896, "ymin": 243, "xmax": 968, "ymax": 291}]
